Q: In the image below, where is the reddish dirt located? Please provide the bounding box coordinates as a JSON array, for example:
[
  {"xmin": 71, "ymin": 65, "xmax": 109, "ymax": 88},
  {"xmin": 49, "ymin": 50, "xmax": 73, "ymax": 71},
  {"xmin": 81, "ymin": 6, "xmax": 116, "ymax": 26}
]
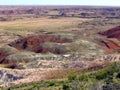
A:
[
  {"xmin": 97, "ymin": 39, "xmax": 120, "ymax": 53},
  {"xmin": 8, "ymin": 34, "xmax": 72, "ymax": 54},
  {"xmin": 98, "ymin": 26, "xmax": 120, "ymax": 53},
  {"xmin": 99, "ymin": 26, "xmax": 120, "ymax": 40}
]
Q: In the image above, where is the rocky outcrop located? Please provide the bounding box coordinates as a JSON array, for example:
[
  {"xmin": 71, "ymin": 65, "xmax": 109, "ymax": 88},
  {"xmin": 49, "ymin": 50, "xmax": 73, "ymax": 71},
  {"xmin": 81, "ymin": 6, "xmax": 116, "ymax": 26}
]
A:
[
  {"xmin": 0, "ymin": 70, "xmax": 23, "ymax": 82},
  {"xmin": 99, "ymin": 54, "xmax": 120, "ymax": 61},
  {"xmin": 0, "ymin": 68, "xmax": 50, "ymax": 87}
]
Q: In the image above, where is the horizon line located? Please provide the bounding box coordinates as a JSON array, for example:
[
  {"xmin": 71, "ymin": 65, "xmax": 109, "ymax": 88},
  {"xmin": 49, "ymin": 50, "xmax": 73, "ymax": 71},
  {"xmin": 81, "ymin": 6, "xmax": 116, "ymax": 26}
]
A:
[{"xmin": 0, "ymin": 5, "xmax": 120, "ymax": 7}]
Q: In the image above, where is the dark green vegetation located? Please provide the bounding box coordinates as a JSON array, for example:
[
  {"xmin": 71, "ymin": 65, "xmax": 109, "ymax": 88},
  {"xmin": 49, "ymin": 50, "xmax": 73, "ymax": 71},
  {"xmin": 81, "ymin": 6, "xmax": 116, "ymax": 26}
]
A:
[{"xmin": 1, "ymin": 62, "xmax": 120, "ymax": 90}]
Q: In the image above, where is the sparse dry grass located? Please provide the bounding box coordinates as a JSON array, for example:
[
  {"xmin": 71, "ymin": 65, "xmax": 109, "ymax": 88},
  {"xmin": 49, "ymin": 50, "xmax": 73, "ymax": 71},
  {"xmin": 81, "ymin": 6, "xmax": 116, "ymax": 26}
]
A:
[
  {"xmin": 43, "ymin": 61, "xmax": 113, "ymax": 80},
  {"xmin": 45, "ymin": 68, "xmax": 82, "ymax": 80},
  {"xmin": 0, "ymin": 64, "xmax": 12, "ymax": 68},
  {"xmin": 0, "ymin": 17, "xmax": 92, "ymax": 32}
]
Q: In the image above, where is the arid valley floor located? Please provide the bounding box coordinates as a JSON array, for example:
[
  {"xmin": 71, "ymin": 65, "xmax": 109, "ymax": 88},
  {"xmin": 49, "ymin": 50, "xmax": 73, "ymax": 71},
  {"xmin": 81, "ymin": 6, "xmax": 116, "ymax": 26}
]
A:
[{"xmin": 0, "ymin": 6, "xmax": 120, "ymax": 90}]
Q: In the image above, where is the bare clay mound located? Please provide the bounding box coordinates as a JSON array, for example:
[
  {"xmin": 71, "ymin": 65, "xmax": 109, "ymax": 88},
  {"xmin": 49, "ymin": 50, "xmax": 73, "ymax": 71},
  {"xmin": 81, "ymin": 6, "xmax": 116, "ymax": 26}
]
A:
[
  {"xmin": 8, "ymin": 34, "xmax": 73, "ymax": 54},
  {"xmin": 97, "ymin": 39, "xmax": 120, "ymax": 53},
  {"xmin": 0, "ymin": 33, "xmax": 74, "ymax": 67},
  {"xmin": 98, "ymin": 26, "xmax": 120, "ymax": 53},
  {"xmin": 99, "ymin": 26, "xmax": 120, "ymax": 40}
]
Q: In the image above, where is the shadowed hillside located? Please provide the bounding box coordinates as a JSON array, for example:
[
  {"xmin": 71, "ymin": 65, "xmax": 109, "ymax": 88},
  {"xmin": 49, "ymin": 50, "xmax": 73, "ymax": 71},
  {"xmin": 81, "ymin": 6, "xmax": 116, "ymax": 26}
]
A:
[{"xmin": 99, "ymin": 26, "xmax": 120, "ymax": 40}]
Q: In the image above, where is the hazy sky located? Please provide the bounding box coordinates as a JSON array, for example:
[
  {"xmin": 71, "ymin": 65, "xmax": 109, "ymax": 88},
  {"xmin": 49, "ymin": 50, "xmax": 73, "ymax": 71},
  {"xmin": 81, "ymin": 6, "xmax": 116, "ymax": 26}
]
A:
[{"xmin": 0, "ymin": 0, "xmax": 120, "ymax": 6}]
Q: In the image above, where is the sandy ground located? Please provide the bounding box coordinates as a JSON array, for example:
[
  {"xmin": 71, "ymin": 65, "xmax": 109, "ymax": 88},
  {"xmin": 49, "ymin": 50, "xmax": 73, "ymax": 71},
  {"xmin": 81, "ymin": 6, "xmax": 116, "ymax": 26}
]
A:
[{"xmin": 0, "ymin": 68, "xmax": 56, "ymax": 87}]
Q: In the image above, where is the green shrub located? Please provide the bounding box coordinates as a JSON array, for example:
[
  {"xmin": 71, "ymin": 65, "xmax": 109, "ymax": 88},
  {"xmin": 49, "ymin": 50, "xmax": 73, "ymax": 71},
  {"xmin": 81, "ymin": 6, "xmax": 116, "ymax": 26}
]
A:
[
  {"xmin": 38, "ymin": 42, "xmax": 70, "ymax": 54},
  {"xmin": 95, "ymin": 62, "xmax": 120, "ymax": 80},
  {"xmin": 62, "ymin": 84, "xmax": 70, "ymax": 90},
  {"xmin": 47, "ymin": 81, "xmax": 55, "ymax": 86},
  {"xmin": 78, "ymin": 74, "xmax": 89, "ymax": 81},
  {"xmin": 95, "ymin": 69, "xmax": 108, "ymax": 80},
  {"xmin": 68, "ymin": 74, "xmax": 77, "ymax": 81}
]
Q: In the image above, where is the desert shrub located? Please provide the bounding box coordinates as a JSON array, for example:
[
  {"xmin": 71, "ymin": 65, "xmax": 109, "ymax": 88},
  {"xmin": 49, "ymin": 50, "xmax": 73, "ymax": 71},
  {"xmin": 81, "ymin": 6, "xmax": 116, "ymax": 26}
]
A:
[
  {"xmin": 36, "ymin": 42, "xmax": 70, "ymax": 54},
  {"xmin": 47, "ymin": 81, "xmax": 55, "ymax": 86},
  {"xmin": 71, "ymin": 81, "xmax": 89, "ymax": 90},
  {"xmin": 51, "ymin": 33, "xmax": 74, "ymax": 42},
  {"xmin": 33, "ymin": 83, "xmax": 39, "ymax": 88},
  {"xmin": 62, "ymin": 84, "xmax": 70, "ymax": 90},
  {"xmin": 78, "ymin": 74, "xmax": 89, "ymax": 81},
  {"xmin": 68, "ymin": 74, "xmax": 77, "ymax": 81},
  {"xmin": 95, "ymin": 62, "xmax": 120, "ymax": 80},
  {"xmin": 116, "ymin": 72, "xmax": 120, "ymax": 79},
  {"xmin": 95, "ymin": 69, "xmax": 109, "ymax": 80}
]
